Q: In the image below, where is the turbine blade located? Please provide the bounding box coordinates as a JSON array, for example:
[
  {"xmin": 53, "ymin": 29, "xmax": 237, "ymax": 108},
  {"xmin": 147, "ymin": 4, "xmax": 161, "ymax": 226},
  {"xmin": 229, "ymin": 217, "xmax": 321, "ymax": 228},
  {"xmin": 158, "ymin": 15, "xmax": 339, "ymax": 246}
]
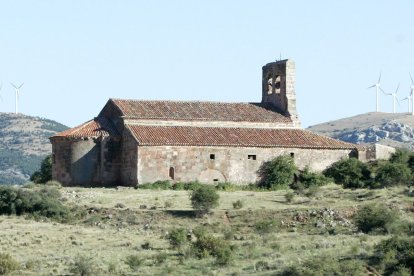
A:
[
  {"xmin": 17, "ymin": 83, "xmax": 24, "ymax": 89},
  {"xmin": 378, "ymin": 72, "xmax": 382, "ymax": 83},
  {"xmin": 367, "ymin": 84, "xmax": 376, "ymax": 89},
  {"xmin": 396, "ymin": 83, "xmax": 400, "ymax": 93},
  {"xmin": 410, "ymin": 73, "xmax": 414, "ymax": 84},
  {"xmin": 9, "ymin": 82, "xmax": 17, "ymax": 89}
]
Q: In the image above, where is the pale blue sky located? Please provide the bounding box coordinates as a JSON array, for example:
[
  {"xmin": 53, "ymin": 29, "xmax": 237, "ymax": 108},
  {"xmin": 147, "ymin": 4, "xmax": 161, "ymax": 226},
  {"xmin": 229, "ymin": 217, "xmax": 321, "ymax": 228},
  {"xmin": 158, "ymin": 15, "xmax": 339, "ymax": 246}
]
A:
[{"xmin": 0, "ymin": 1, "xmax": 413, "ymax": 127}]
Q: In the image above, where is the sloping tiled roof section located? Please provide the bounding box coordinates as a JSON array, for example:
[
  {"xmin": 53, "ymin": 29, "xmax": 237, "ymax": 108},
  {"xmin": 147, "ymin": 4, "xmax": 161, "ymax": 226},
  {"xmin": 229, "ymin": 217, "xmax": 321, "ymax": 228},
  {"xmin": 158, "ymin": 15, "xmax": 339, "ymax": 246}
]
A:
[
  {"xmin": 126, "ymin": 125, "xmax": 358, "ymax": 149},
  {"xmin": 51, "ymin": 117, "xmax": 119, "ymax": 139},
  {"xmin": 108, "ymin": 99, "xmax": 292, "ymax": 123}
]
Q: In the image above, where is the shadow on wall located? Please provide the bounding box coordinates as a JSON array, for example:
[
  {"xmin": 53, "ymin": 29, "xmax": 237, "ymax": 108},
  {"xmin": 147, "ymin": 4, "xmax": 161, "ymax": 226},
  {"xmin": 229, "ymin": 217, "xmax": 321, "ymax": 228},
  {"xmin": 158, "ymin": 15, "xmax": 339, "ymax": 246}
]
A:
[{"xmin": 71, "ymin": 145, "xmax": 99, "ymax": 186}]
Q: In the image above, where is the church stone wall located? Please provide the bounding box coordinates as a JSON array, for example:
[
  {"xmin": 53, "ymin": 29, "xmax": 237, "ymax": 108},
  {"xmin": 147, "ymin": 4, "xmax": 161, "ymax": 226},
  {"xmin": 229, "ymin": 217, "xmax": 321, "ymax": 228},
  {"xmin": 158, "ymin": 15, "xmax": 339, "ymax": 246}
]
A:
[
  {"xmin": 120, "ymin": 130, "xmax": 138, "ymax": 186},
  {"xmin": 136, "ymin": 146, "xmax": 352, "ymax": 185},
  {"xmin": 51, "ymin": 137, "xmax": 122, "ymax": 186}
]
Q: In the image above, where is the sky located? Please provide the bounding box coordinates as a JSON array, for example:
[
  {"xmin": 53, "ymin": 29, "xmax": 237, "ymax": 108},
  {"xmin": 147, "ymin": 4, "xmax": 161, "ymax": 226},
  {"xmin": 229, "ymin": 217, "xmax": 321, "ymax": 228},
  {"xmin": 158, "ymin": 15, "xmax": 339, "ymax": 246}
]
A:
[{"xmin": 0, "ymin": 1, "xmax": 413, "ymax": 128}]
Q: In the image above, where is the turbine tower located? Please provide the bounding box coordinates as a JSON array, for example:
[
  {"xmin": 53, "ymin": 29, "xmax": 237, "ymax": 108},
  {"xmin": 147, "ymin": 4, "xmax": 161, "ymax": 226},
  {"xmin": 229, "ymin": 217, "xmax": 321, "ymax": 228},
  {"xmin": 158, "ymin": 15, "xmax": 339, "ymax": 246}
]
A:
[
  {"xmin": 401, "ymin": 95, "xmax": 412, "ymax": 113},
  {"xmin": 10, "ymin": 82, "xmax": 24, "ymax": 114},
  {"xmin": 410, "ymin": 73, "xmax": 414, "ymax": 115},
  {"xmin": 367, "ymin": 73, "xmax": 384, "ymax": 112},
  {"xmin": 383, "ymin": 83, "xmax": 400, "ymax": 113}
]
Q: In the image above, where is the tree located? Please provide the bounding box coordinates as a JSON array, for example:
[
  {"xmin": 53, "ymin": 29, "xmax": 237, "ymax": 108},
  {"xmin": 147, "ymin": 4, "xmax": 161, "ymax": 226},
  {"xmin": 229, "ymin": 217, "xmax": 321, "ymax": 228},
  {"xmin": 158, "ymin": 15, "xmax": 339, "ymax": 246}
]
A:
[
  {"xmin": 30, "ymin": 155, "xmax": 52, "ymax": 184},
  {"xmin": 190, "ymin": 185, "xmax": 219, "ymax": 215},
  {"xmin": 374, "ymin": 161, "xmax": 412, "ymax": 188},
  {"xmin": 323, "ymin": 158, "xmax": 371, "ymax": 188},
  {"xmin": 259, "ymin": 155, "xmax": 297, "ymax": 190}
]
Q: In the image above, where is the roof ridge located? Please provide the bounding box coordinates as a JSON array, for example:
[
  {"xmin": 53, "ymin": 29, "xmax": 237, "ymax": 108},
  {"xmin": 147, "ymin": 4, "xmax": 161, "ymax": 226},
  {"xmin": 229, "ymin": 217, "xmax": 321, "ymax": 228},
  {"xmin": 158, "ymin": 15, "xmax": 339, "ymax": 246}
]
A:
[{"xmin": 110, "ymin": 98, "xmax": 261, "ymax": 105}]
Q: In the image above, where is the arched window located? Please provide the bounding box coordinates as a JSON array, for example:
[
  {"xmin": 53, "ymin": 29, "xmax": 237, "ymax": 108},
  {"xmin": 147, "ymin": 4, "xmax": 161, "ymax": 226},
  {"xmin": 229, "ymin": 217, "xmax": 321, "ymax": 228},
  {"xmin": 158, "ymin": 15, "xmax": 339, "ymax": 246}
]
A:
[{"xmin": 169, "ymin": 167, "xmax": 175, "ymax": 180}]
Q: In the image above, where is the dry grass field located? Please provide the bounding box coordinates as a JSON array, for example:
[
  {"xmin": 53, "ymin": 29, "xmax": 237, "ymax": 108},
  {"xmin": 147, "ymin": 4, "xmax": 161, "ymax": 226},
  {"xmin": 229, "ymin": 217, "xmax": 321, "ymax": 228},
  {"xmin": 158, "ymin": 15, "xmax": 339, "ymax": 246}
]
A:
[{"xmin": 0, "ymin": 184, "xmax": 413, "ymax": 275}]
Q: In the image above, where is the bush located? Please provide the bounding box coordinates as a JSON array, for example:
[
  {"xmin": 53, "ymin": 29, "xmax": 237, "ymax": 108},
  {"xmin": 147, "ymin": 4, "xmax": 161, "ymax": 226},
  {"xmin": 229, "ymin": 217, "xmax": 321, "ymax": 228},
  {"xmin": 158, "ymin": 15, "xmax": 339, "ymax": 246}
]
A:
[
  {"xmin": 259, "ymin": 155, "xmax": 297, "ymax": 190},
  {"xmin": 69, "ymin": 256, "xmax": 95, "ymax": 276},
  {"xmin": 373, "ymin": 162, "xmax": 412, "ymax": 188},
  {"xmin": 354, "ymin": 203, "xmax": 398, "ymax": 234},
  {"xmin": 215, "ymin": 182, "xmax": 237, "ymax": 191},
  {"xmin": 137, "ymin": 180, "xmax": 172, "ymax": 190},
  {"xmin": 323, "ymin": 158, "xmax": 371, "ymax": 188},
  {"xmin": 125, "ymin": 255, "xmax": 143, "ymax": 271},
  {"xmin": 0, "ymin": 186, "xmax": 70, "ymax": 222},
  {"xmin": 232, "ymin": 200, "xmax": 243, "ymax": 209},
  {"xmin": 192, "ymin": 231, "xmax": 233, "ymax": 265},
  {"xmin": 298, "ymin": 167, "xmax": 331, "ymax": 188},
  {"xmin": 390, "ymin": 148, "xmax": 413, "ymax": 164},
  {"xmin": 30, "ymin": 155, "xmax": 52, "ymax": 184},
  {"xmin": 167, "ymin": 228, "xmax": 188, "ymax": 249},
  {"xmin": 285, "ymin": 191, "xmax": 295, "ymax": 203},
  {"xmin": 0, "ymin": 253, "xmax": 19, "ymax": 275},
  {"xmin": 190, "ymin": 185, "xmax": 219, "ymax": 215},
  {"xmin": 374, "ymin": 236, "xmax": 414, "ymax": 275},
  {"xmin": 254, "ymin": 220, "xmax": 277, "ymax": 236},
  {"xmin": 173, "ymin": 181, "xmax": 202, "ymax": 190}
]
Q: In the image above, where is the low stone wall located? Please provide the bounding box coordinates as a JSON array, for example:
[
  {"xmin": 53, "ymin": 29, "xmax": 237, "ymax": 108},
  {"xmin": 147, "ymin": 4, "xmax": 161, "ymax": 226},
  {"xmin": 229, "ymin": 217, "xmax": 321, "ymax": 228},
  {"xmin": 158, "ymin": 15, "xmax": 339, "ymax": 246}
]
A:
[{"xmin": 136, "ymin": 145, "xmax": 353, "ymax": 185}]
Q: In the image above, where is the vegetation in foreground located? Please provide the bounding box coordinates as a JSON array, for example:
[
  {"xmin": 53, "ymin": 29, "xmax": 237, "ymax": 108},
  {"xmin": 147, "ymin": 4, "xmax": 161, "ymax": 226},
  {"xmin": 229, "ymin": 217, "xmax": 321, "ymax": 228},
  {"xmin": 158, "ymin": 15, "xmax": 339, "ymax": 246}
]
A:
[{"xmin": 0, "ymin": 149, "xmax": 412, "ymax": 275}]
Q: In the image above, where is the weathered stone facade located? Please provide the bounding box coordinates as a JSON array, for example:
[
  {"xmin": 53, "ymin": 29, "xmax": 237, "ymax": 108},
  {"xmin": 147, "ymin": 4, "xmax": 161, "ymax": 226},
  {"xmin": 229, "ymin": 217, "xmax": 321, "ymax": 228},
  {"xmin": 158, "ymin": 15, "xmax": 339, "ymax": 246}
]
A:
[
  {"xmin": 50, "ymin": 59, "xmax": 364, "ymax": 186},
  {"xmin": 136, "ymin": 146, "xmax": 353, "ymax": 185}
]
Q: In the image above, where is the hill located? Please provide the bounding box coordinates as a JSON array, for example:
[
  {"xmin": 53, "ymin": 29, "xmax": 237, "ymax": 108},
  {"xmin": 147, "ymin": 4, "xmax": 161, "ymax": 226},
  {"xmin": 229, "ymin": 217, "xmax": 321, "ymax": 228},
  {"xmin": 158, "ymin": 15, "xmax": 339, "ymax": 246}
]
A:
[
  {"xmin": 0, "ymin": 113, "xmax": 68, "ymax": 184},
  {"xmin": 308, "ymin": 112, "xmax": 414, "ymax": 149}
]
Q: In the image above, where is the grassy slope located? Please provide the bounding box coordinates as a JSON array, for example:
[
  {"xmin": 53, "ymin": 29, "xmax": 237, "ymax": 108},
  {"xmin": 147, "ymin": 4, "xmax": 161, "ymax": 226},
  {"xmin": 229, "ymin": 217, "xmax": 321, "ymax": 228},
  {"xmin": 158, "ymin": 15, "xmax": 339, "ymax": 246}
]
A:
[{"xmin": 1, "ymin": 184, "xmax": 413, "ymax": 275}]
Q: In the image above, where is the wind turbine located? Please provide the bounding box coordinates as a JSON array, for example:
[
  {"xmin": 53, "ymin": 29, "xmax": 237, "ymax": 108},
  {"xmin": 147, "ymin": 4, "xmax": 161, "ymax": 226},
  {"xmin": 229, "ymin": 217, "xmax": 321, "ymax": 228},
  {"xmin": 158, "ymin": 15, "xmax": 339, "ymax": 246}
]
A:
[
  {"xmin": 10, "ymin": 82, "xmax": 24, "ymax": 114},
  {"xmin": 383, "ymin": 83, "xmax": 400, "ymax": 113},
  {"xmin": 367, "ymin": 73, "xmax": 384, "ymax": 112},
  {"xmin": 401, "ymin": 94, "xmax": 412, "ymax": 113},
  {"xmin": 410, "ymin": 73, "xmax": 414, "ymax": 115}
]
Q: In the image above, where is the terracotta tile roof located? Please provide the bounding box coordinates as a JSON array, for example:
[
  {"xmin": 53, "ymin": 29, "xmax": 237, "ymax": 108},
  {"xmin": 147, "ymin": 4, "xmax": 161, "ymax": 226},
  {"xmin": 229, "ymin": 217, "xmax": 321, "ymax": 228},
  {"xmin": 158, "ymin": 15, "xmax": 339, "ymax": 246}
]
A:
[
  {"xmin": 51, "ymin": 117, "xmax": 119, "ymax": 139},
  {"xmin": 109, "ymin": 99, "xmax": 292, "ymax": 123},
  {"xmin": 126, "ymin": 125, "xmax": 359, "ymax": 149}
]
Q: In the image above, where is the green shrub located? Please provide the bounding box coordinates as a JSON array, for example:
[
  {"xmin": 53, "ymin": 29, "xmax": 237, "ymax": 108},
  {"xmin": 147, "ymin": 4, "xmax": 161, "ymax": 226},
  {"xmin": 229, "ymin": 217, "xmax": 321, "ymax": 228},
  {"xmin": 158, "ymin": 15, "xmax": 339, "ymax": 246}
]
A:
[
  {"xmin": 190, "ymin": 185, "xmax": 219, "ymax": 215},
  {"xmin": 374, "ymin": 236, "xmax": 414, "ymax": 275},
  {"xmin": 298, "ymin": 167, "xmax": 331, "ymax": 188},
  {"xmin": 354, "ymin": 203, "xmax": 398, "ymax": 234},
  {"xmin": 125, "ymin": 255, "xmax": 143, "ymax": 271},
  {"xmin": 173, "ymin": 181, "xmax": 202, "ymax": 190},
  {"xmin": 390, "ymin": 148, "xmax": 413, "ymax": 164},
  {"xmin": 167, "ymin": 228, "xmax": 188, "ymax": 249},
  {"xmin": 323, "ymin": 158, "xmax": 371, "ymax": 188},
  {"xmin": 0, "ymin": 253, "xmax": 19, "ymax": 275},
  {"xmin": 254, "ymin": 220, "xmax": 277, "ymax": 236},
  {"xmin": 154, "ymin": 252, "xmax": 168, "ymax": 264},
  {"xmin": 259, "ymin": 155, "xmax": 297, "ymax": 190},
  {"xmin": 281, "ymin": 256, "xmax": 365, "ymax": 276},
  {"xmin": 373, "ymin": 162, "xmax": 412, "ymax": 188},
  {"xmin": 192, "ymin": 231, "xmax": 233, "ymax": 265},
  {"xmin": 30, "ymin": 155, "xmax": 52, "ymax": 184},
  {"xmin": 69, "ymin": 256, "xmax": 95, "ymax": 276},
  {"xmin": 285, "ymin": 191, "xmax": 295, "ymax": 203},
  {"xmin": 0, "ymin": 186, "xmax": 70, "ymax": 222},
  {"xmin": 137, "ymin": 180, "xmax": 172, "ymax": 190},
  {"xmin": 215, "ymin": 182, "xmax": 237, "ymax": 191},
  {"xmin": 232, "ymin": 200, "xmax": 243, "ymax": 209}
]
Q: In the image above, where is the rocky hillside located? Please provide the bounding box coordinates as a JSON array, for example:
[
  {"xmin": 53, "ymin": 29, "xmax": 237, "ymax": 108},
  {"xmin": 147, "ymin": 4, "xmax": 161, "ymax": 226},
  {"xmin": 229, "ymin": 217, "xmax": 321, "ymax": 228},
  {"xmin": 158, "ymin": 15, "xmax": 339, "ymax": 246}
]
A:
[
  {"xmin": 0, "ymin": 113, "xmax": 68, "ymax": 184},
  {"xmin": 308, "ymin": 112, "xmax": 414, "ymax": 149}
]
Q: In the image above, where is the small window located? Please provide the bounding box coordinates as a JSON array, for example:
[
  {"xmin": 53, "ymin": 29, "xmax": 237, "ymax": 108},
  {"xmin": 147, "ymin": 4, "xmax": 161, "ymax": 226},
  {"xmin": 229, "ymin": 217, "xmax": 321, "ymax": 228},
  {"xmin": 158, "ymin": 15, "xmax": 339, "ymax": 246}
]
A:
[
  {"xmin": 248, "ymin": 155, "xmax": 257, "ymax": 160},
  {"xmin": 213, "ymin": 179, "xmax": 219, "ymax": 182},
  {"xmin": 210, "ymin": 154, "xmax": 215, "ymax": 160},
  {"xmin": 169, "ymin": 167, "xmax": 175, "ymax": 180},
  {"xmin": 290, "ymin": 152, "xmax": 295, "ymax": 158}
]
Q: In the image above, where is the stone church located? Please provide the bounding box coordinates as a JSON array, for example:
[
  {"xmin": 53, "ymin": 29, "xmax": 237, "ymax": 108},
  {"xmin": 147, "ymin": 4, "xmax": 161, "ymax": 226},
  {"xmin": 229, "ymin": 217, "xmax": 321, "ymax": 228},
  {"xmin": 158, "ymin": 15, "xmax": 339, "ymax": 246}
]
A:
[{"xmin": 50, "ymin": 59, "xmax": 364, "ymax": 186}]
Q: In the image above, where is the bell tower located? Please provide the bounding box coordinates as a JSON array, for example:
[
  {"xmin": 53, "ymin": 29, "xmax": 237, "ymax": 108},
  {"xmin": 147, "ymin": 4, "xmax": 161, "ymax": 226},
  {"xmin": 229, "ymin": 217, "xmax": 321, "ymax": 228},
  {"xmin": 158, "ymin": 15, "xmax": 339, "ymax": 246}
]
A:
[{"xmin": 262, "ymin": 59, "xmax": 300, "ymax": 125}]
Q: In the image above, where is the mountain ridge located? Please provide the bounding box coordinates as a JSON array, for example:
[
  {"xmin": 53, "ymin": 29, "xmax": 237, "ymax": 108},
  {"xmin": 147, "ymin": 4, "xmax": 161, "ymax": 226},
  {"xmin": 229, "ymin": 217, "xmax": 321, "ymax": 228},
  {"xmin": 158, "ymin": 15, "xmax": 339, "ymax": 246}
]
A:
[
  {"xmin": 0, "ymin": 112, "xmax": 68, "ymax": 184},
  {"xmin": 308, "ymin": 112, "xmax": 414, "ymax": 150}
]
